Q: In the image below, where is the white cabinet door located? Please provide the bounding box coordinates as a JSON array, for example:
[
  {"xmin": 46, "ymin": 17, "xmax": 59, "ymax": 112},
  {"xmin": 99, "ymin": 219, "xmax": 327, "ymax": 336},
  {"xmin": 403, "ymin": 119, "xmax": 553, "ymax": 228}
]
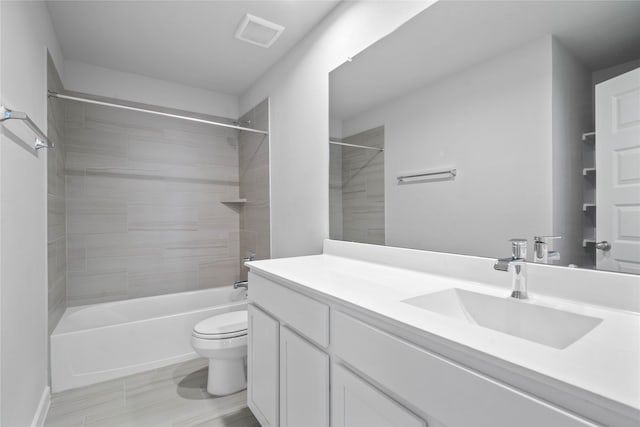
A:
[
  {"xmin": 280, "ymin": 326, "xmax": 329, "ymax": 427},
  {"xmin": 247, "ymin": 304, "xmax": 279, "ymax": 427},
  {"xmin": 332, "ymin": 363, "xmax": 425, "ymax": 427},
  {"xmin": 595, "ymin": 66, "xmax": 640, "ymax": 273}
]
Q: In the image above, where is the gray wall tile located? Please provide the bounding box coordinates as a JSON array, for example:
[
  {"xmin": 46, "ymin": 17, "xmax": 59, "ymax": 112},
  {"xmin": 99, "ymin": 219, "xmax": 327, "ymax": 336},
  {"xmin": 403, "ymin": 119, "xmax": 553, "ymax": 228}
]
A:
[
  {"xmin": 340, "ymin": 126, "xmax": 385, "ymax": 245},
  {"xmin": 63, "ymin": 100, "xmax": 244, "ymax": 305}
]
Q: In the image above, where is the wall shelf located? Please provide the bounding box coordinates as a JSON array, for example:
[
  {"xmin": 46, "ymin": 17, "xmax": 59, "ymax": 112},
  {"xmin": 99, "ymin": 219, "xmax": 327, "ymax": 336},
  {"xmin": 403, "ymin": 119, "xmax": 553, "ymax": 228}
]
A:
[
  {"xmin": 221, "ymin": 198, "xmax": 247, "ymax": 204},
  {"xmin": 582, "ymin": 130, "xmax": 596, "ymax": 264}
]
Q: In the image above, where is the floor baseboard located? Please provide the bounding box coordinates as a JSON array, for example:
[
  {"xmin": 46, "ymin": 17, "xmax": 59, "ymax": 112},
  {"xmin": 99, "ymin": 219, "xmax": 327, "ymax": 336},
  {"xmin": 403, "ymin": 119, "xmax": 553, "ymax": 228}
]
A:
[{"xmin": 30, "ymin": 386, "xmax": 51, "ymax": 427}]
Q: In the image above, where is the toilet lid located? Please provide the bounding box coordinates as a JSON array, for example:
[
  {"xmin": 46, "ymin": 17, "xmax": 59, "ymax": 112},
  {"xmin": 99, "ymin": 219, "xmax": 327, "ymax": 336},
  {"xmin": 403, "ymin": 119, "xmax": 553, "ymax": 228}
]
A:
[{"xmin": 193, "ymin": 310, "xmax": 247, "ymax": 337}]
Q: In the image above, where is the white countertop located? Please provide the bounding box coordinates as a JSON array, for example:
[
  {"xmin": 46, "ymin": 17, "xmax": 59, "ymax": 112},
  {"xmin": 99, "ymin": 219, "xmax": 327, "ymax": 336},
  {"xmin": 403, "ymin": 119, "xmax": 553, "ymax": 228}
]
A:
[{"xmin": 247, "ymin": 250, "xmax": 640, "ymax": 416}]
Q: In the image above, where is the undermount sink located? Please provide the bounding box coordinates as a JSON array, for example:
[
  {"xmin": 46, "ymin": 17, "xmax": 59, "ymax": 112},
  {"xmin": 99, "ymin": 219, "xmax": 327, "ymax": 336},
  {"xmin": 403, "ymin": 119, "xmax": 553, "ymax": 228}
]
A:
[{"xmin": 402, "ymin": 288, "xmax": 602, "ymax": 349}]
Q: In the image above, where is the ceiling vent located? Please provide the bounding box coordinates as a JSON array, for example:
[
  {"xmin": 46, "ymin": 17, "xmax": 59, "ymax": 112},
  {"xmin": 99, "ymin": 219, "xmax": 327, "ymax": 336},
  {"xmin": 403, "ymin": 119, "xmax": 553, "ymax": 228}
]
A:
[{"xmin": 234, "ymin": 14, "xmax": 285, "ymax": 48}]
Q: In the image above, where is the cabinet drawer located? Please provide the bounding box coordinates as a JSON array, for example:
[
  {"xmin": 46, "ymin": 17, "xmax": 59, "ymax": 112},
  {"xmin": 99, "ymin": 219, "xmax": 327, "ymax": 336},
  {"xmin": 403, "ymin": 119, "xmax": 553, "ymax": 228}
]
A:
[
  {"xmin": 249, "ymin": 272, "xmax": 329, "ymax": 348},
  {"xmin": 332, "ymin": 311, "xmax": 597, "ymax": 427}
]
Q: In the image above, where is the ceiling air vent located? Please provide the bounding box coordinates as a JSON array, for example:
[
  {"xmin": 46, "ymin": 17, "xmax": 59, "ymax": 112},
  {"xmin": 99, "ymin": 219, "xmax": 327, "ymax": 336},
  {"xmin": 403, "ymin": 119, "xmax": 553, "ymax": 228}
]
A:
[{"xmin": 234, "ymin": 14, "xmax": 285, "ymax": 48}]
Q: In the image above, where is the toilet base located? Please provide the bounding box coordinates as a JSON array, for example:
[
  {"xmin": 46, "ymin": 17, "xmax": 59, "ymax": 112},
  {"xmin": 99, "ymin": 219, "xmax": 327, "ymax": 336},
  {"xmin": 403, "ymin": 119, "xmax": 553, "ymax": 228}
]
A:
[{"xmin": 206, "ymin": 356, "xmax": 247, "ymax": 396}]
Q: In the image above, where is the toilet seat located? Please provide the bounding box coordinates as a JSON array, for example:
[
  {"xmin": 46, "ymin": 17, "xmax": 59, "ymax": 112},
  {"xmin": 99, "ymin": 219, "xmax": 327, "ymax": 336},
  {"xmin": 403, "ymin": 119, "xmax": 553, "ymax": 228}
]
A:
[{"xmin": 192, "ymin": 311, "xmax": 247, "ymax": 340}]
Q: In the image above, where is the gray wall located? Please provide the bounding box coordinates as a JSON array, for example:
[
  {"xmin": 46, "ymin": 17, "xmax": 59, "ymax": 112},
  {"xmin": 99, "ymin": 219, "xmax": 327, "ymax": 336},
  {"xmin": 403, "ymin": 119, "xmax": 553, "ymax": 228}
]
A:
[
  {"xmin": 63, "ymin": 99, "xmax": 242, "ymax": 305},
  {"xmin": 238, "ymin": 99, "xmax": 270, "ymax": 280},
  {"xmin": 340, "ymin": 127, "xmax": 385, "ymax": 245},
  {"xmin": 47, "ymin": 54, "xmax": 67, "ymax": 332}
]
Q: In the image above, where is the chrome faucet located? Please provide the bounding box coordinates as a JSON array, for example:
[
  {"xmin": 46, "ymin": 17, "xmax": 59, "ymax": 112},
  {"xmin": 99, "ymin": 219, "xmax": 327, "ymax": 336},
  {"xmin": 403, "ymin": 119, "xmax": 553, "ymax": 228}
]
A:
[
  {"xmin": 233, "ymin": 280, "xmax": 248, "ymax": 290},
  {"xmin": 233, "ymin": 252, "xmax": 254, "ymax": 293},
  {"xmin": 243, "ymin": 252, "xmax": 255, "ymax": 266},
  {"xmin": 494, "ymin": 238, "xmax": 528, "ymax": 300},
  {"xmin": 533, "ymin": 235, "xmax": 561, "ymax": 264}
]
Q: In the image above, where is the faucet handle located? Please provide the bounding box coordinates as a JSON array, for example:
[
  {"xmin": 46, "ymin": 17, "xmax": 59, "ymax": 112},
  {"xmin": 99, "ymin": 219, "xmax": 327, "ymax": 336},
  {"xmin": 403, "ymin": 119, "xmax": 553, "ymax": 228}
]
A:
[
  {"xmin": 534, "ymin": 235, "xmax": 562, "ymax": 243},
  {"xmin": 242, "ymin": 252, "xmax": 255, "ymax": 266},
  {"xmin": 509, "ymin": 238, "xmax": 527, "ymax": 259}
]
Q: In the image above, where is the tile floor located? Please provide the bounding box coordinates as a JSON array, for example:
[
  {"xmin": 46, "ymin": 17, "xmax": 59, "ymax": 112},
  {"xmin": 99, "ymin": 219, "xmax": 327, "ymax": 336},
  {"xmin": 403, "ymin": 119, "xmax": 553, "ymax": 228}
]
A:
[{"xmin": 45, "ymin": 358, "xmax": 259, "ymax": 427}]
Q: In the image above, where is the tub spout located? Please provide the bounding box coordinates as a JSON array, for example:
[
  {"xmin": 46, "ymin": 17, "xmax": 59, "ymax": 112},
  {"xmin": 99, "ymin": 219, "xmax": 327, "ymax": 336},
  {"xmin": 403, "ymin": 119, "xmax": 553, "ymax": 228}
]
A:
[{"xmin": 233, "ymin": 280, "xmax": 248, "ymax": 290}]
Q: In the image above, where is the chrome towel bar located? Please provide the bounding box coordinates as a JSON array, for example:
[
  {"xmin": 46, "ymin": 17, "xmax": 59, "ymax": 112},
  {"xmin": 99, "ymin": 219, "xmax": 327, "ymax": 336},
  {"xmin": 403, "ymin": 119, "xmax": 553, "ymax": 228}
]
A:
[
  {"xmin": 0, "ymin": 106, "xmax": 53, "ymax": 150},
  {"xmin": 397, "ymin": 168, "xmax": 457, "ymax": 183}
]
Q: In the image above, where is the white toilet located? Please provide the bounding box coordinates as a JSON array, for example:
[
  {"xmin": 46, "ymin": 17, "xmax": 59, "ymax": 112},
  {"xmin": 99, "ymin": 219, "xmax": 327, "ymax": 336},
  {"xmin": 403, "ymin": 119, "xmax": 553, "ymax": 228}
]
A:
[{"xmin": 191, "ymin": 310, "xmax": 248, "ymax": 396}]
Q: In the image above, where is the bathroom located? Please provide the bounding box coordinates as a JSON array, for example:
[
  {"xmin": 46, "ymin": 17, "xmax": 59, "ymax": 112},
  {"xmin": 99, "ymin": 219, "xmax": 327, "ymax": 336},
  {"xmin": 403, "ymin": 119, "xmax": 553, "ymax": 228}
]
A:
[{"xmin": 1, "ymin": 1, "xmax": 639, "ymax": 426}]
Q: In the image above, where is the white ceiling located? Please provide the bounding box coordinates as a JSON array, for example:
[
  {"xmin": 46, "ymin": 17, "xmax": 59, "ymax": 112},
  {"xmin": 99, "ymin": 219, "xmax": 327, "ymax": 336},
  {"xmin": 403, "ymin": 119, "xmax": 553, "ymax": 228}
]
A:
[
  {"xmin": 47, "ymin": 0, "xmax": 340, "ymax": 95},
  {"xmin": 331, "ymin": 0, "xmax": 640, "ymax": 120}
]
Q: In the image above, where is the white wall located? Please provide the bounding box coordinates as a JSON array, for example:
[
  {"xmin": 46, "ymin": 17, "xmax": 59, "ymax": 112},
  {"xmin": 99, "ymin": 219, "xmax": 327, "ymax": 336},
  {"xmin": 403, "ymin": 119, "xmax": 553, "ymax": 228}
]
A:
[
  {"xmin": 64, "ymin": 60, "xmax": 239, "ymax": 118},
  {"xmin": 551, "ymin": 39, "xmax": 593, "ymax": 267},
  {"xmin": 240, "ymin": 0, "xmax": 434, "ymax": 258},
  {"xmin": 0, "ymin": 2, "xmax": 64, "ymax": 425},
  {"xmin": 0, "ymin": 1, "xmax": 3, "ymax": 416},
  {"xmin": 341, "ymin": 37, "xmax": 554, "ymax": 259}
]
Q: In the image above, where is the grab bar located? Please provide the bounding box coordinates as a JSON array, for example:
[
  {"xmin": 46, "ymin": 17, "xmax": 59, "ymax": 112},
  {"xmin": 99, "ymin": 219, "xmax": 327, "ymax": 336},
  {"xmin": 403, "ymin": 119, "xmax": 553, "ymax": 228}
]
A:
[
  {"xmin": 0, "ymin": 106, "xmax": 53, "ymax": 150},
  {"xmin": 397, "ymin": 168, "xmax": 457, "ymax": 183}
]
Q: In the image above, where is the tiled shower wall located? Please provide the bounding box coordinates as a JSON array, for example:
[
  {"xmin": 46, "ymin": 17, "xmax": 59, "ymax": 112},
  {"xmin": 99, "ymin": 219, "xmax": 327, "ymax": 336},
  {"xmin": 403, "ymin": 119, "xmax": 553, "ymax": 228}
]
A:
[
  {"xmin": 47, "ymin": 54, "xmax": 67, "ymax": 332},
  {"xmin": 238, "ymin": 99, "xmax": 270, "ymax": 280},
  {"xmin": 341, "ymin": 126, "xmax": 385, "ymax": 245},
  {"xmin": 329, "ymin": 144, "xmax": 343, "ymax": 240},
  {"xmin": 63, "ymin": 99, "xmax": 242, "ymax": 305}
]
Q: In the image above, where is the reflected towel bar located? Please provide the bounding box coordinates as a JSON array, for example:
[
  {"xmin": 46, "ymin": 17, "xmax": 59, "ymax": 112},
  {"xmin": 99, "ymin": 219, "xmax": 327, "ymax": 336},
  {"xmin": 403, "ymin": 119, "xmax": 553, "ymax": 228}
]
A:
[
  {"xmin": 0, "ymin": 106, "xmax": 53, "ymax": 150},
  {"xmin": 397, "ymin": 168, "xmax": 457, "ymax": 183}
]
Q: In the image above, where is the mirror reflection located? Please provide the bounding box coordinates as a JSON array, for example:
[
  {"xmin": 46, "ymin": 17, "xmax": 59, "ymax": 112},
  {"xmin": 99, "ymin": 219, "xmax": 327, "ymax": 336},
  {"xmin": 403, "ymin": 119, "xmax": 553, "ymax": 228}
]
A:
[{"xmin": 329, "ymin": 0, "xmax": 640, "ymax": 274}]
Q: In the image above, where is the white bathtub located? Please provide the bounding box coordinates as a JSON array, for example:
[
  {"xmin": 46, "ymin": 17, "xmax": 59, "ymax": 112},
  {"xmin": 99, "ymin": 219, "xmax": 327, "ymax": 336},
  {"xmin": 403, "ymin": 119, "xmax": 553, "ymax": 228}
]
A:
[{"xmin": 51, "ymin": 287, "xmax": 246, "ymax": 392}]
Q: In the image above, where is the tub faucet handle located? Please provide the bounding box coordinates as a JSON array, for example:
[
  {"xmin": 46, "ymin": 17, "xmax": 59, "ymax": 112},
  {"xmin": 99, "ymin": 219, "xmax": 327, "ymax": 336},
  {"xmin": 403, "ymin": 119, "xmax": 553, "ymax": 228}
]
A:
[{"xmin": 242, "ymin": 252, "xmax": 255, "ymax": 265}]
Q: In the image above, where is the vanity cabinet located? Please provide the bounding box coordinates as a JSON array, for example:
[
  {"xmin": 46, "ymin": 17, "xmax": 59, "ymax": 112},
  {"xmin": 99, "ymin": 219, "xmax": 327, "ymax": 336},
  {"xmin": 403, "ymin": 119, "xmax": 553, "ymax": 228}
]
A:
[
  {"xmin": 247, "ymin": 304, "xmax": 279, "ymax": 427},
  {"xmin": 248, "ymin": 271, "xmax": 600, "ymax": 427},
  {"xmin": 248, "ymin": 273, "xmax": 330, "ymax": 427},
  {"xmin": 332, "ymin": 310, "xmax": 597, "ymax": 427}
]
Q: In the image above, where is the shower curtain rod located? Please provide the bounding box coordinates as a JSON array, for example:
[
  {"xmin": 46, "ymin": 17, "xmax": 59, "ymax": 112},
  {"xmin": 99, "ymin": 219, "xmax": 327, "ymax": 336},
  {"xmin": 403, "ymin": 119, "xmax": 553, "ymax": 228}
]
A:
[
  {"xmin": 47, "ymin": 91, "xmax": 269, "ymax": 135},
  {"xmin": 329, "ymin": 137, "xmax": 384, "ymax": 152}
]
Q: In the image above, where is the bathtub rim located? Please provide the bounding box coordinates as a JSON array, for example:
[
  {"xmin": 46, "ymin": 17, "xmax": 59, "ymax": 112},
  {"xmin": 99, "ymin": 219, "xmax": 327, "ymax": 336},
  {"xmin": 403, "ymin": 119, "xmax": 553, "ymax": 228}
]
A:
[{"xmin": 52, "ymin": 287, "xmax": 247, "ymax": 336}]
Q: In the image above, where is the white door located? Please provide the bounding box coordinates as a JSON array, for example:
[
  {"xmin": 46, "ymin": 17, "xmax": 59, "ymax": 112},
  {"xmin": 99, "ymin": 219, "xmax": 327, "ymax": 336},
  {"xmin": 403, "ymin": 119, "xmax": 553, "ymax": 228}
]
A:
[
  {"xmin": 332, "ymin": 363, "xmax": 425, "ymax": 427},
  {"xmin": 247, "ymin": 304, "xmax": 279, "ymax": 427},
  {"xmin": 279, "ymin": 326, "xmax": 329, "ymax": 427},
  {"xmin": 595, "ymin": 67, "xmax": 640, "ymax": 273}
]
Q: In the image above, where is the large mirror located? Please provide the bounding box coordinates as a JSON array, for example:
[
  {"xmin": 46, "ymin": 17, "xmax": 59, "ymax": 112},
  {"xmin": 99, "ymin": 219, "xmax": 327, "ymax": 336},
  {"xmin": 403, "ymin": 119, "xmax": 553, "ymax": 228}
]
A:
[{"xmin": 329, "ymin": 0, "xmax": 640, "ymax": 274}]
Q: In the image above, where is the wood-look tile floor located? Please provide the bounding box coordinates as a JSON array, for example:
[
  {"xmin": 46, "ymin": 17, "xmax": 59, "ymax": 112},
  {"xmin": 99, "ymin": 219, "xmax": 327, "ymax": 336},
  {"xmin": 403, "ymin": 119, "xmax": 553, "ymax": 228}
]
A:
[{"xmin": 45, "ymin": 358, "xmax": 260, "ymax": 427}]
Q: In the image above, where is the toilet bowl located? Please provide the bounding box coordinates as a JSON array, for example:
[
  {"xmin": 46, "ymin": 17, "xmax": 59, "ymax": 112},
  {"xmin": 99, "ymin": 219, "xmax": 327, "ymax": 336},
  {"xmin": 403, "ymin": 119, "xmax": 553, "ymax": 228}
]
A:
[{"xmin": 191, "ymin": 310, "xmax": 248, "ymax": 396}]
